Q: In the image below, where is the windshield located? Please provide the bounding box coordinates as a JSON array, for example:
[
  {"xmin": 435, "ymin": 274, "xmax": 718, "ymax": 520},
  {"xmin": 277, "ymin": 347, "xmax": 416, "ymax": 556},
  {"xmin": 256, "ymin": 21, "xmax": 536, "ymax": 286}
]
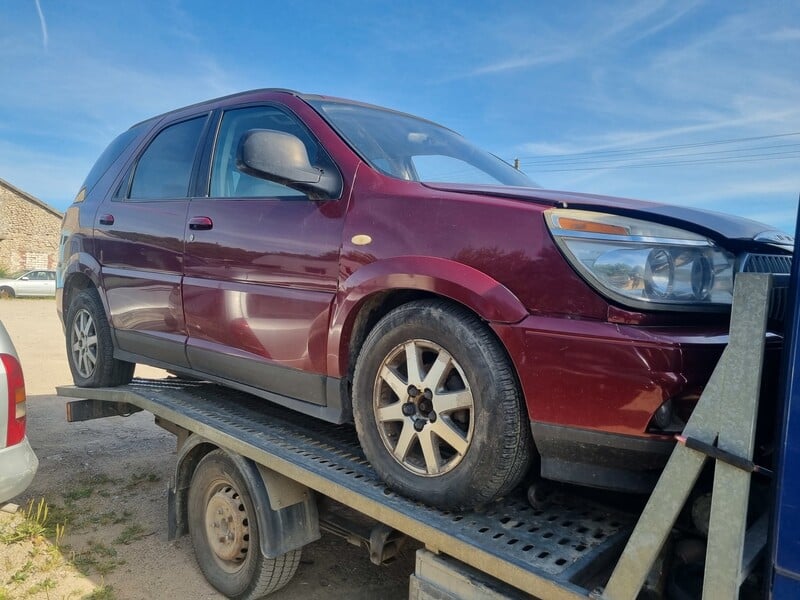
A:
[{"xmin": 308, "ymin": 100, "xmax": 533, "ymax": 187}]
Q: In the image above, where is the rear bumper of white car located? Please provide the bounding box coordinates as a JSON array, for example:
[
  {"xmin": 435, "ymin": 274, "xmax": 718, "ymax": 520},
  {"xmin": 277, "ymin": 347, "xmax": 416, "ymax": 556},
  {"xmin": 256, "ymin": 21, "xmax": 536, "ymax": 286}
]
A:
[{"xmin": 0, "ymin": 437, "xmax": 38, "ymax": 504}]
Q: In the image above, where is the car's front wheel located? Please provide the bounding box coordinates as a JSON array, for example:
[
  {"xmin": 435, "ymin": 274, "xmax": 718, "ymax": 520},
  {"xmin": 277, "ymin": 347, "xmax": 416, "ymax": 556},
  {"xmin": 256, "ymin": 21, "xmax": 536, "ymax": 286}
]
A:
[
  {"xmin": 352, "ymin": 300, "xmax": 533, "ymax": 510},
  {"xmin": 0, "ymin": 287, "xmax": 15, "ymax": 299},
  {"xmin": 65, "ymin": 288, "xmax": 134, "ymax": 387}
]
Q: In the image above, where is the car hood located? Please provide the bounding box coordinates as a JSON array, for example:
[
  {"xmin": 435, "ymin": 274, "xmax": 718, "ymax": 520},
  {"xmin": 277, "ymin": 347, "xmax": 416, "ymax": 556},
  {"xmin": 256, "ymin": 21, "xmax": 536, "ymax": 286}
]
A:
[{"xmin": 423, "ymin": 183, "xmax": 793, "ymax": 251}]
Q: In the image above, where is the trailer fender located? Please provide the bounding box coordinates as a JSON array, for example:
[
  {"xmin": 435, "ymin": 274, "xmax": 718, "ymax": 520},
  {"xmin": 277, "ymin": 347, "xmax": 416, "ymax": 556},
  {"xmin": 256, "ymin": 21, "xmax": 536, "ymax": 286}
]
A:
[{"xmin": 168, "ymin": 435, "xmax": 320, "ymax": 558}]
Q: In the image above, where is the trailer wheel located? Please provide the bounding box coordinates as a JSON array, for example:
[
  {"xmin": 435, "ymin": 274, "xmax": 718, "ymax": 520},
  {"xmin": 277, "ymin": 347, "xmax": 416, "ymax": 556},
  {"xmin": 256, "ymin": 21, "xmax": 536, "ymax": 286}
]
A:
[
  {"xmin": 188, "ymin": 450, "xmax": 301, "ymax": 599},
  {"xmin": 353, "ymin": 300, "xmax": 533, "ymax": 510},
  {"xmin": 65, "ymin": 288, "xmax": 134, "ymax": 387}
]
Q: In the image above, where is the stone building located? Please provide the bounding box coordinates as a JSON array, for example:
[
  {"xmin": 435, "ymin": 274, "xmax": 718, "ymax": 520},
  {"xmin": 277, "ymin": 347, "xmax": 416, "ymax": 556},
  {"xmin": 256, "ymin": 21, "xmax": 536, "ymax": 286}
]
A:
[{"xmin": 0, "ymin": 177, "xmax": 63, "ymax": 274}]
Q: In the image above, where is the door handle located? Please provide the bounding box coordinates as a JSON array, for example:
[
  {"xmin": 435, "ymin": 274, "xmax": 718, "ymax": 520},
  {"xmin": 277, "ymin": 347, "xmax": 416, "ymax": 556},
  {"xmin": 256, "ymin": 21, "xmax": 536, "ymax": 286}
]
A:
[
  {"xmin": 98, "ymin": 214, "xmax": 115, "ymax": 226},
  {"xmin": 188, "ymin": 216, "xmax": 213, "ymax": 231}
]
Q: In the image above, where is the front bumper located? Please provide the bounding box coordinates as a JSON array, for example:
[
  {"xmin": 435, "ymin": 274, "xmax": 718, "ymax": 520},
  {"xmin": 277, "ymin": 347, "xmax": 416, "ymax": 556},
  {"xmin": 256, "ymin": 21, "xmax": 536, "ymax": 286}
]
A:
[
  {"xmin": 0, "ymin": 437, "xmax": 39, "ymax": 504},
  {"xmin": 492, "ymin": 314, "xmax": 730, "ymax": 435},
  {"xmin": 491, "ymin": 314, "xmax": 779, "ymax": 492}
]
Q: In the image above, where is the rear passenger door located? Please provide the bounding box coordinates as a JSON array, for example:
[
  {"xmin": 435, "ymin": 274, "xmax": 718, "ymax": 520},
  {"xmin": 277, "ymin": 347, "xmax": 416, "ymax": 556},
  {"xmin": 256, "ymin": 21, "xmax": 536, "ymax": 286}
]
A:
[
  {"xmin": 94, "ymin": 114, "xmax": 209, "ymax": 368},
  {"xmin": 183, "ymin": 104, "xmax": 346, "ymax": 404}
]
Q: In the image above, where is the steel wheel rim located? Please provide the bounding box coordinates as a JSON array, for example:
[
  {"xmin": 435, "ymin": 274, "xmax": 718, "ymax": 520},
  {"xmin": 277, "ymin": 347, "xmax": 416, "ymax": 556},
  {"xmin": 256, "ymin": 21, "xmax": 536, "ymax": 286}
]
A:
[
  {"xmin": 203, "ymin": 480, "xmax": 250, "ymax": 574},
  {"xmin": 373, "ymin": 338, "xmax": 475, "ymax": 477},
  {"xmin": 70, "ymin": 308, "xmax": 98, "ymax": 378}
]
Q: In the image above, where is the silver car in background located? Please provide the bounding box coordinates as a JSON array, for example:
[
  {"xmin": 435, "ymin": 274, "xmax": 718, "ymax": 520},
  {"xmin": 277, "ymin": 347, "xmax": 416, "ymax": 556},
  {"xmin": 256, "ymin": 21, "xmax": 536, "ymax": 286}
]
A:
[
  {"xmin": 0, "ymin": 321, "xmax": 38, "ymax": 504},
  {"xmin": 0, "ymin": 270, "xmax": 57, "ymax": 299}
]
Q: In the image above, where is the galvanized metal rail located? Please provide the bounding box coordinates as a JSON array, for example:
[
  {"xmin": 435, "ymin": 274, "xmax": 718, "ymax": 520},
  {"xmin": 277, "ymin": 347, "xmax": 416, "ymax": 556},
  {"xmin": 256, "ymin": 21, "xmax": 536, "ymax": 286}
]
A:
[
  {"xmin": 57, "ymin": 378, "xmax": 634, "ymax": 599},
  {"xmin": 601, "ymin": 273, "xmax": 772, "ymax": 600}
]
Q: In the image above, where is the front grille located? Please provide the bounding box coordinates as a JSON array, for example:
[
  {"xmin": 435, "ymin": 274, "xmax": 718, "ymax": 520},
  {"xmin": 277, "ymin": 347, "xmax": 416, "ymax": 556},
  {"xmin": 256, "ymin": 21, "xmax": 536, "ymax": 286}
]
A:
[
  {"xmin": 739, "ymin": 253, "xmax": 792, "ymax": 327},
  {"xmin": 741, "ymin": 253, "xmax": 792, "ymax": 274}
]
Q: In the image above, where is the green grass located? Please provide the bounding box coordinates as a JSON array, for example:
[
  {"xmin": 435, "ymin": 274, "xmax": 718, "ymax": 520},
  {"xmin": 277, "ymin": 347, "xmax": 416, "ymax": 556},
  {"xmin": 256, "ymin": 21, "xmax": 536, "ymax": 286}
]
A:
[
  {"xmin": 24, "ymin": 577, "xmax": 57, "ymax": 595},
  {"xmin": 113, "ymin": 524, "xmax": 147, "ymax": 546},
  {"xmin": 83, "ymin": 585, "xmax": 116, "ymax": 600},
  {"xmin": 0, "ymin": 496, "xmax": 134, "ymax": 599},
  {"xmin": 8, "ymin": 560, "xmax": 34, "ymax": 584},
  {"xmin": 88, "ymin": 510, "xmax": 133, "ymax": 527},
  {"xmin": 63, "ymin": 486, "xmax": 94, "ymax": 503},
  {"xmin": 124, "ymin": 471, "xmax": 161, "ymax": 491},
  {"xmin": 71, "ymin": 540, "xmax": 124, "ymax": 576},
  {"xmin": 62, "ymin": 474, "xmax": 116, "ymax": 502},
  {"xmin": 0, "ymin": 499, "xmax": 64, "ymax": 545}
]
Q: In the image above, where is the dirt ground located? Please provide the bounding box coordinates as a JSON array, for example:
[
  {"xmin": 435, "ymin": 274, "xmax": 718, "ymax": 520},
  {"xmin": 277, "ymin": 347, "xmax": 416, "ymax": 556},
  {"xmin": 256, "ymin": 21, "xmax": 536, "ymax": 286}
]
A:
[{"xmin": 0, "ymin": 299, "xmax": 416, "ymax": 599}]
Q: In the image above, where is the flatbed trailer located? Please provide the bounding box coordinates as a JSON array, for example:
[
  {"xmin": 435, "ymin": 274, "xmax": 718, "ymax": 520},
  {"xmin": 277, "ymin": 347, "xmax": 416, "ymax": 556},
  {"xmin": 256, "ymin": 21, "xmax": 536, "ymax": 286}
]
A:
[
  {"xmin": 58, "ymin": 377, "xmax": 634, "ymax": 599},
  {"xmin": 57, "ymin": 272, "xmax": 790, "ymax": 599}
]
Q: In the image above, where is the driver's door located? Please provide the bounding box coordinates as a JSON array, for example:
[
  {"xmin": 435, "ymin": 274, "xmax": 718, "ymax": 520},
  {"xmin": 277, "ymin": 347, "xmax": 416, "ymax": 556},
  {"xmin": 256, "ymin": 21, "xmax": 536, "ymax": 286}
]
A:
[{"xmin": 182, "ymin": 104, "xmax": 347, "ymax": 404}]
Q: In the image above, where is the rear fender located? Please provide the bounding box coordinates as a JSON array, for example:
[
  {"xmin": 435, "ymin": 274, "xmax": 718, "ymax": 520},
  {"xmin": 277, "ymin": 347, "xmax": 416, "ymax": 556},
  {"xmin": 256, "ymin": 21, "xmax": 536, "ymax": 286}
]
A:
[
  {"xmin": 59, "ymin": 252, "xmax": 106, "ymax": 321},
  {"xmin": 327, "ymin": 256, "xmax": 527, "ymax": 376}
]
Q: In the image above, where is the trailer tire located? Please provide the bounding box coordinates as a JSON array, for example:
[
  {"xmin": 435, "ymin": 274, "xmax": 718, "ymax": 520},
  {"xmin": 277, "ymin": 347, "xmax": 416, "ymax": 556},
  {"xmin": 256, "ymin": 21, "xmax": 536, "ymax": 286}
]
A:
[
  {"xmin": 353, "ymin": 300, "xmax": 533, "ymax": 510},
  {"xmin": 188, "ymin": 450, "xmax": 301, "ymax": 599},
  {"xmin": 65, "ymin": 288, "xmax": 134, "ymax": 387}
]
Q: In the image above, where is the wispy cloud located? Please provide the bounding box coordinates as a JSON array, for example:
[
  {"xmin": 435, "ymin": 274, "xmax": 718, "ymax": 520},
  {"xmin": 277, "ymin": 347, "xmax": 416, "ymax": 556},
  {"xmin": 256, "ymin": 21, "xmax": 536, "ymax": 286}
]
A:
[
  {"xmin": 34, "ymin": 0, "xmax": 48, "ymax": 50},
  {"xmin": 454, "ymin": 1, "xmax": 698, "ymax": 80},
  {"xmin": 763, "ymin": 27, "xmax": 800, "ymax": 42}
]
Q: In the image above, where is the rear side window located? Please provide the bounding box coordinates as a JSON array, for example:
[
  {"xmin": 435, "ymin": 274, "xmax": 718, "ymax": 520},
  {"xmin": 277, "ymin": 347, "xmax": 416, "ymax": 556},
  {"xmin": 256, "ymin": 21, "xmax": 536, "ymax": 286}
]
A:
[
  {"xmin": 130, "ymin": 116, "xmax": 206, "ymax": 200},
  {"xmin": 81, "ymin": 122, "xmax": 148, "ymax": 195}
]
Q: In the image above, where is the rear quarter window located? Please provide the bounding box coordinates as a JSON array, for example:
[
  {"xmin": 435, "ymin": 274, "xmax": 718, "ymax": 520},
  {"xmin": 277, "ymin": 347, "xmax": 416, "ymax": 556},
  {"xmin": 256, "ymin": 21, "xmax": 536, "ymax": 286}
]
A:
[{"xmin": 81, "ymin": 122, "xmax": 149, "ymax": 196}]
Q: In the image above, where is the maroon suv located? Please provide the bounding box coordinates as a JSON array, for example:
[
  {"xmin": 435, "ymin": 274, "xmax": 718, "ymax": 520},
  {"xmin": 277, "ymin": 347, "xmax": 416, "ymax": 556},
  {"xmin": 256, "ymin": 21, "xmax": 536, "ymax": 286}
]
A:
[{"xmin": 57, "ymin": 89, "xmax": 792, "ymax": 509}]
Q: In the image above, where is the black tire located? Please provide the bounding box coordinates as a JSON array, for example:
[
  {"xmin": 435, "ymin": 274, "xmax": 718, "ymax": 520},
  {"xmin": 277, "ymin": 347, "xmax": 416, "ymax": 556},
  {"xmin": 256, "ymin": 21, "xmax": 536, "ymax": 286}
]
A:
[
  {"xmin": 0, "ymin": 287, "xmax": 15, "ymax": 299},
  {"xmin": 352, "ymin": 300, "xmax": 533, "ymax": 510},
  {"xmin": 188, "ymin": 450, "xmax": 301, "ymax": 599},
  {"xmin": 65, "ymin": 288, "xmax": 134, "ymax": 387}
]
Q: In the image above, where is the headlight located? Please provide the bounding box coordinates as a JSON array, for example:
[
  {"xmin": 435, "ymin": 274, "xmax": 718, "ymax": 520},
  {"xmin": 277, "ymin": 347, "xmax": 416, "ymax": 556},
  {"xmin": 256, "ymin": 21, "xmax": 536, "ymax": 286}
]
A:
[{"xmin": 545, "ymin": 209, "xmax": 735, "ymax": 310}]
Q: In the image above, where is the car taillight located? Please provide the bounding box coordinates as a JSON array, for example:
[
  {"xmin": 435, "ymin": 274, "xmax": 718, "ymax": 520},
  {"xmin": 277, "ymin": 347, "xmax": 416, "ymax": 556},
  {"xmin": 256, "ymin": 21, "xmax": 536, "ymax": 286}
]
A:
[{"xmin": 2, "ymin": 353, "xmax": 26, "ymax": 446}]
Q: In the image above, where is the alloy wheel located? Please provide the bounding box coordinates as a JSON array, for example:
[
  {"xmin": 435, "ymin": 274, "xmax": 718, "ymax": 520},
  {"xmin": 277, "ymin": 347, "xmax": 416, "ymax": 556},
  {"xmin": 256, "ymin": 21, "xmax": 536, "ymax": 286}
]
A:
[{"xmin": 373, "ymin": 339, "xmax": 475, "ymax": 477}]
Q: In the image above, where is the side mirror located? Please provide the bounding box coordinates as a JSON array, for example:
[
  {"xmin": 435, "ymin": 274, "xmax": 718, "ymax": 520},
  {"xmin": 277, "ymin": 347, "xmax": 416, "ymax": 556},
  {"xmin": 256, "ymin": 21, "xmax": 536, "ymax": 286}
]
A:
[{"xmin": 237, "ymin": 129, "xmax": 341, "ymax": 200}]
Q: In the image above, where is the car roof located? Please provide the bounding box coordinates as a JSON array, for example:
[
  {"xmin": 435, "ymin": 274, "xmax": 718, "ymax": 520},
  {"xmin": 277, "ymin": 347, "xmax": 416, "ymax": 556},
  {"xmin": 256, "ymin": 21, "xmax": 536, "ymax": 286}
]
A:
[
  {"xmin": 127, "ymin": 89, "xmax": 445, "ymax": 133},
  {"xmin": 129, "ymin": 88, "xmax": 303, "ymax": 129}
]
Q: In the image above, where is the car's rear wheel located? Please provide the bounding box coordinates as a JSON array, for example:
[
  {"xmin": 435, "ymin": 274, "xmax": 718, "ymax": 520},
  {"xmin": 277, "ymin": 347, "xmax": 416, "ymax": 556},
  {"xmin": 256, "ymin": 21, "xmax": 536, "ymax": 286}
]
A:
[
  {"xmin": 65, "ymin": 288, "xmax": 134, "ymax": 387},
  {"xmin": 352, "ymin": 300, "xmax": 533, "ymax": 510},
  {"xmin": 0, "ymin": 287, "xmax": 15, "ymax": 299}
]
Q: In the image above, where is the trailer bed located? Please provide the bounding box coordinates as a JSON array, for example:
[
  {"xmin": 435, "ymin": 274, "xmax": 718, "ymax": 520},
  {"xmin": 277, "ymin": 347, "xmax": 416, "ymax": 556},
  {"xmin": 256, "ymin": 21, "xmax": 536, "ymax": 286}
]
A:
[{"xmin": 58, "ymin": 378, "xmax": 636, "ymax": 599}]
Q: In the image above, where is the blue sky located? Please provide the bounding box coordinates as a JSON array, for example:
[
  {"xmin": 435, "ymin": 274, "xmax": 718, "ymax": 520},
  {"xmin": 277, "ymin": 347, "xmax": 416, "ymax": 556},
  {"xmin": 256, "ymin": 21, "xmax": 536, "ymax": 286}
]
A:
[{"xmin": 2, "ymin": 1, "xmax": 799, "ymax": 232}]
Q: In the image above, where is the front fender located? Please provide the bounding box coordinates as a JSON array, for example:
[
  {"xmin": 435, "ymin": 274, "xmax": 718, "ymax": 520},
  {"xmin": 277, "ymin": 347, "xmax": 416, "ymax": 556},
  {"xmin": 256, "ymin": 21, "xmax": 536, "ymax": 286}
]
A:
[{"xmin": 327, "ymin": 256, "xmax": 528, "ymax": 376}]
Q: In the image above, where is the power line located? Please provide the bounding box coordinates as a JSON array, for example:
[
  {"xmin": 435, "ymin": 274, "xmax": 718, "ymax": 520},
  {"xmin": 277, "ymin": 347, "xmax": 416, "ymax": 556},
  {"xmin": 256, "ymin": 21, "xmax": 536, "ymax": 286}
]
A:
[
  {"xmin": 519, "ymin": 142, "xmax": 800, "ymax": 168},
  {"xmin": 514, "ymin": 131, "xmax": 800, "ymax": 173},
  {"xmin": 517, "ymin": 131, "xmax": 800, "ymax": 163},
  {"xmin": 532, "ymin": 151, "xmax": 800, "ymax": 173}
]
